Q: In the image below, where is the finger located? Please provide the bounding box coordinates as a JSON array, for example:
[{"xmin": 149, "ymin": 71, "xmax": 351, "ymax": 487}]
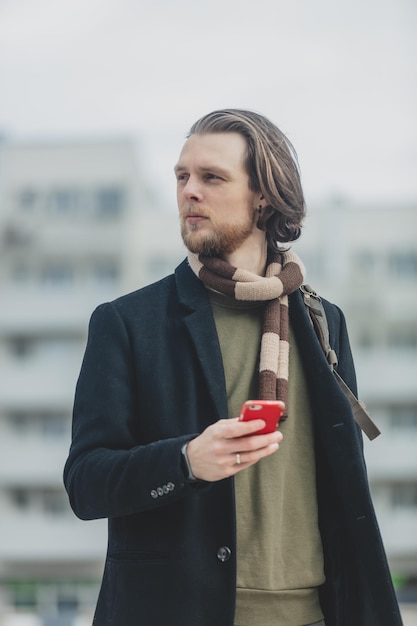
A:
[
  {"xmin": 238, "ymin": 430, "xmax": 283, "ymax": 451},
  {"xmin": 233, "ymin": 442, "xmax": 280, "ymax": 468},
  {"xmin": 221, "ymin": 430, "xmax": 282, "ymax": 456},
  {"xmin": 219, "ymin": 417, "xmax": 269, "ymax": 438}
]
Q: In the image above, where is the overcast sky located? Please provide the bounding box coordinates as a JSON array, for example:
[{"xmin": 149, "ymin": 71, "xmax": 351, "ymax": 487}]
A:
[{"xmin": 0, "ymin": 0, "xmax": 416, "ymax": 208}]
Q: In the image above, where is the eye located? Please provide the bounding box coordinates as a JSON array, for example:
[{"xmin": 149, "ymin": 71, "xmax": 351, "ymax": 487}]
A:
[
  {"xmin": 176, "ymin": 173, "xmax": 188, "ymax": 182},
  {"xmin": 205, "ymin": 173, "xmax": 221, "ymax": 181}
]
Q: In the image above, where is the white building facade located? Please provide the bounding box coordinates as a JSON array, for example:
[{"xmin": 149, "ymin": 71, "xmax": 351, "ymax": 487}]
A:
[
  {"xmin": 295, "ymin": 199, "xmax": 417, "ymax": 600},
  {"xmin": 0, "ymin": 138, "xmax": 416, "ymax": 623},
  {"xmin": 0, "ymin": 137, "xmax": 183, "ymax": 625}
]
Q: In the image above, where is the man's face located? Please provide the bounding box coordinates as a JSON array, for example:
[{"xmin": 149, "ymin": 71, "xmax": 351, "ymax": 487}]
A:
[{"xmin": 175, "ymin": 132, "xmax": 260, "ymax": 257}]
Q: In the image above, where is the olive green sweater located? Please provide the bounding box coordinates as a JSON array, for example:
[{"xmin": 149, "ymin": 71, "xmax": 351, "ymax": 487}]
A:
[{"xmin": 210, "ymin": 291, "xmax": 325, "ymax": 626}]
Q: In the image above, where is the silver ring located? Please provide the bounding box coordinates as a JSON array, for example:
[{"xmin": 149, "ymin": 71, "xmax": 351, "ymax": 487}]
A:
[{"xmin": 236, "ymin": 453, "xmax": 241, "ymax": 465}]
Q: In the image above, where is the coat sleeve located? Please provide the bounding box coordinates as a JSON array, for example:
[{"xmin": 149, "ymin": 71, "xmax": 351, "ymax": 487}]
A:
[{"xmin": 63, "ymin": 302, "xmax": 208, "ymax": 522}]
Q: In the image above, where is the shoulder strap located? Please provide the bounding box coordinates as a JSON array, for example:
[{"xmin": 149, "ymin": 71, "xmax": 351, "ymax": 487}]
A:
[{"xmin": 300, "ymin": 284, "xmax": 381, "ymax": 441}]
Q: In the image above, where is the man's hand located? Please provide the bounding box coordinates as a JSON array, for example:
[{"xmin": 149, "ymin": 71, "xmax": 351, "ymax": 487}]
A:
[{"xmin": 186, "ymin": 418, "xmax": 283, "ymax": 482}]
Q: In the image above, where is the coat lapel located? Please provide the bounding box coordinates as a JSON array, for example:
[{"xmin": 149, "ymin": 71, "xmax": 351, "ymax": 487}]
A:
[{"xmin": 175, "ymin": 260, "xmax": 228, "ymax": 423}]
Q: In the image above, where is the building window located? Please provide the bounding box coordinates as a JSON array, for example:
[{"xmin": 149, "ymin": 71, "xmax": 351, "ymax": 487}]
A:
[
  {"xmin": 8, "ymin": 335, "xmax": 35, "ymax": 358},
  {"xmin": 92, "ymin": 260, "xmax": 120, "ymax": 286},
  {"xmin": 37, "ymin": 337, "xmax": 75, "ymax": 359},
  {"xmin": 6, "ymin": 334, "xmax": 78, "ymax": 361},
  {"xmin": 41, "ymin": 414, "xmax": 70, "ymax": 438},
  {"xmin": 10, "ymin": 489, "xmax": 31, "ymax": 510},
  {"xmin": 57, "ymin": 593, "xmax": 79, "ymax": 613},
  {"xmin": 2, "ymin": 224, "xmax": 32, "ymax": 249},
  {"xmin": 146, "ymin": 256, "xmax": 177, "ymax": 281},
  {"xmin": 389, "ymin": 406, "xmax": 417, "ymax": 431},
  {"xmin": 48, "ymin": 188, "xmax": 78, "ymax": 216},
  {"xmin": 388, "ymin": 328, "xmax": 417, "ymax": 351},
  {"xmin": 357, "ymin": 330, "xmax": 375, "ymax": 349},
  {"xmin": 10, "ymin": 261, "xmax": 32, "ymax": 285},
  {"xmin": 356, "ymin": 251, "xmax": 376, "ymax": 272},
  {"xmin": 391, "ymin": 483, "xmax": 417, "ymax": 510},
  {"xmin": 42, "ymin": 489, "xmax": 69, "ymax": 516},
  {"xmin": 9, "ymin": 488, "xmax": 70, "ymax": 516},
  {"xmin": 389, "ymin": 252, "xmax": 417, "ymax": 279},
  {"xmin": 5, "ymin": 580, "xmax": 99, "ymax": 617},
  {"xmin": 7, "ymin": 412, "xmax": 33, "ymax": 434},
  {"xmin": 7, "ymin": 411, "xmax": 70, "ymax": 439},
  {"xmin": 11, "ymin": 582, "xmax": 37, "ymax": 610},
  {"xmin": 18, "ymin": 188, "xmax": 38, "ymax": 212},
  {"xmin": 41, "ymin": 263, "xmax": 73, "ymax": 287},
  {"xmin": 95, "ymin": 187, "xmax": 125, "ymax": 218}
]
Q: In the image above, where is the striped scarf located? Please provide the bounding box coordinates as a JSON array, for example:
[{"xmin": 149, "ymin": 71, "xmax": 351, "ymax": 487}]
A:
[{"xmin": 188, "ymin": 249, "xmax": 305, "ymax": 416}]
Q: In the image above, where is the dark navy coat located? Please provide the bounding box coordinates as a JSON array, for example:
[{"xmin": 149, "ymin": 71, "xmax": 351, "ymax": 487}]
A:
[{"xmin": 64, "ymin": 259, "xmax": 402, "ymax": 626}]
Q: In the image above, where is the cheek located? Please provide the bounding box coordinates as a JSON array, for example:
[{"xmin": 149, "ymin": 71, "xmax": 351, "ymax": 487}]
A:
[{"xmin": 176, "ymin": 187, "xmax": 184, "ymax": 207}]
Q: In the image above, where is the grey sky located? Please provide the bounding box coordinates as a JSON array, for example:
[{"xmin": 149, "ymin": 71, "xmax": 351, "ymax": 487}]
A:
[{"xmin": 0, "ymin": 0, "xmax": 416, "ymax": 206}]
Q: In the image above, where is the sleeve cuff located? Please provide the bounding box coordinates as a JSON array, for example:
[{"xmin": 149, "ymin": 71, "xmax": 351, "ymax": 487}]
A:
[{"xmin": 180, "ymin": 441, "xmax": 199, "ymax": 482}]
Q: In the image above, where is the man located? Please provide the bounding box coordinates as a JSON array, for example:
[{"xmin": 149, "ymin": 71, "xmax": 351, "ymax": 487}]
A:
[{"xmin": 64, "ymin": 109, "xmax": 402, "ymax": 625}]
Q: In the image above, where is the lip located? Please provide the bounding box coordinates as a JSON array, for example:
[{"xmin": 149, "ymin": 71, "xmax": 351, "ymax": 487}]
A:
[{"xmin": 186, "ymin": 215, "xmax": 207, "ymax": 224}]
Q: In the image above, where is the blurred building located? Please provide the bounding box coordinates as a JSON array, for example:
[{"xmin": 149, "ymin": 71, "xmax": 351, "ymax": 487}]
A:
[
  {"xmin": 0, "ymin": 137, "xmax": 416, "ymax": 624},
  {"xmin": 295, "ymin": 198, "xmax": 417, "ymax": 599},
  {"xmin": 0, "ymin": 137, "xmax": 183, "ymax": 625}
]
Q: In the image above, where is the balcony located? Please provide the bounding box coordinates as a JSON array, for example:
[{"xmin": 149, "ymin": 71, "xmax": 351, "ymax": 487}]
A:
[
  {"xmin": 0, "ymin": 515, "xmax": 106, "ymax": 562},
  {"xmin": 364, "ymin": 435, "xmax": 417, "ymax": 480},
  {"xmin": 355, "ymin": 351, "xmax": 417, "ymax": 403},
  {"xmin": 0, "ymin": 435, "xmax": 70, "ymax": 487},
  {"xmin": 0, "ymin": 357, "xmax": 80, "ymax": 409},
  {"xmin": 377, "ymin": 511, "xmax": 417, "ymax": 572},
  {"xmin": 0, "ymin": 289, "xmax": 118, "ymax": 335}
]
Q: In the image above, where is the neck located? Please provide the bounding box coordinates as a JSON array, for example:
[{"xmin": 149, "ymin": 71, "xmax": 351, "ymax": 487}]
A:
[{"xmin": 223, "ymin": 232, "xmax": 268, "ymax": 276}]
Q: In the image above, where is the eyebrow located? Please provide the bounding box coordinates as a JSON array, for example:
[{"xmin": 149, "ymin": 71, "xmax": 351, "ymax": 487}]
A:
[{"xmin": 174, "ymin": 164, "xmax": 230, "ymax": 177}]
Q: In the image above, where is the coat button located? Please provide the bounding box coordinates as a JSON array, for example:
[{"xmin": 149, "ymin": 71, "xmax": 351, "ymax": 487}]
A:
[{"xmin": 217, "ymin": 546, "xmax": 232, "ymax": 562}]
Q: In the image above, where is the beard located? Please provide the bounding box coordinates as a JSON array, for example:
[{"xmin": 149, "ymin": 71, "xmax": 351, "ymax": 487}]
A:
[{"xmin": 181, "ymin": 212, "xmax": 256, "ymax": 258}]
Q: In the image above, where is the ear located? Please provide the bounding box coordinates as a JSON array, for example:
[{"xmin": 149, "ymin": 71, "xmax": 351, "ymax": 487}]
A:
[{"xmin": 258, "ymin": 194, "xmax": 266, "ymax": 209}]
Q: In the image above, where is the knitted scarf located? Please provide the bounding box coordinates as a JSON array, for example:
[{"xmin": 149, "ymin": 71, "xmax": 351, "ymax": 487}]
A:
[{"xmin": 188, "ymin": 249, "xmax": 305, "ymax": 417}]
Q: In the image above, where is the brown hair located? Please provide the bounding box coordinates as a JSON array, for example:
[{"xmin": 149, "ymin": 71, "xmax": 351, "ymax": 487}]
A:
[{"xmin": 188, "ymin": 109, "xmax": 306, "ymax": 250}]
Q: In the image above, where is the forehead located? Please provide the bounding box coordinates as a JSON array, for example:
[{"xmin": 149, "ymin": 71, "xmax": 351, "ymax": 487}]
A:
[{"xmin": 175, "ymin": 132, "xmax": 248, "ymax": 172}]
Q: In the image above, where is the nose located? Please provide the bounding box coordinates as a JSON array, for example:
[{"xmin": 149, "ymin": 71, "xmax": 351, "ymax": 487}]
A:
[{"xmin": 182, "ymin": 176, "xmax": 202, "ymax": 201}]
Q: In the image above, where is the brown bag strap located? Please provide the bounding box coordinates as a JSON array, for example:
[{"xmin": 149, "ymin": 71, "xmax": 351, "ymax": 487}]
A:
[{"xmin": 300, "ymin": 284, "xmax": 381, "ymax": 441}]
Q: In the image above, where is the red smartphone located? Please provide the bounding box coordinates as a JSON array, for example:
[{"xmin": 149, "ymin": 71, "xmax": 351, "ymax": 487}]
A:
[{"xmin": 239, "ymin": 400, "xmax": 285, "ymax": 435}]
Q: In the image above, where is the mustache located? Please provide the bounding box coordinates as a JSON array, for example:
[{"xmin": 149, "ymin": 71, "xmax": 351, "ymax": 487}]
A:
[{"xmin": 182, "ymin": 207, "xmax": 209, "ymax": 218}]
